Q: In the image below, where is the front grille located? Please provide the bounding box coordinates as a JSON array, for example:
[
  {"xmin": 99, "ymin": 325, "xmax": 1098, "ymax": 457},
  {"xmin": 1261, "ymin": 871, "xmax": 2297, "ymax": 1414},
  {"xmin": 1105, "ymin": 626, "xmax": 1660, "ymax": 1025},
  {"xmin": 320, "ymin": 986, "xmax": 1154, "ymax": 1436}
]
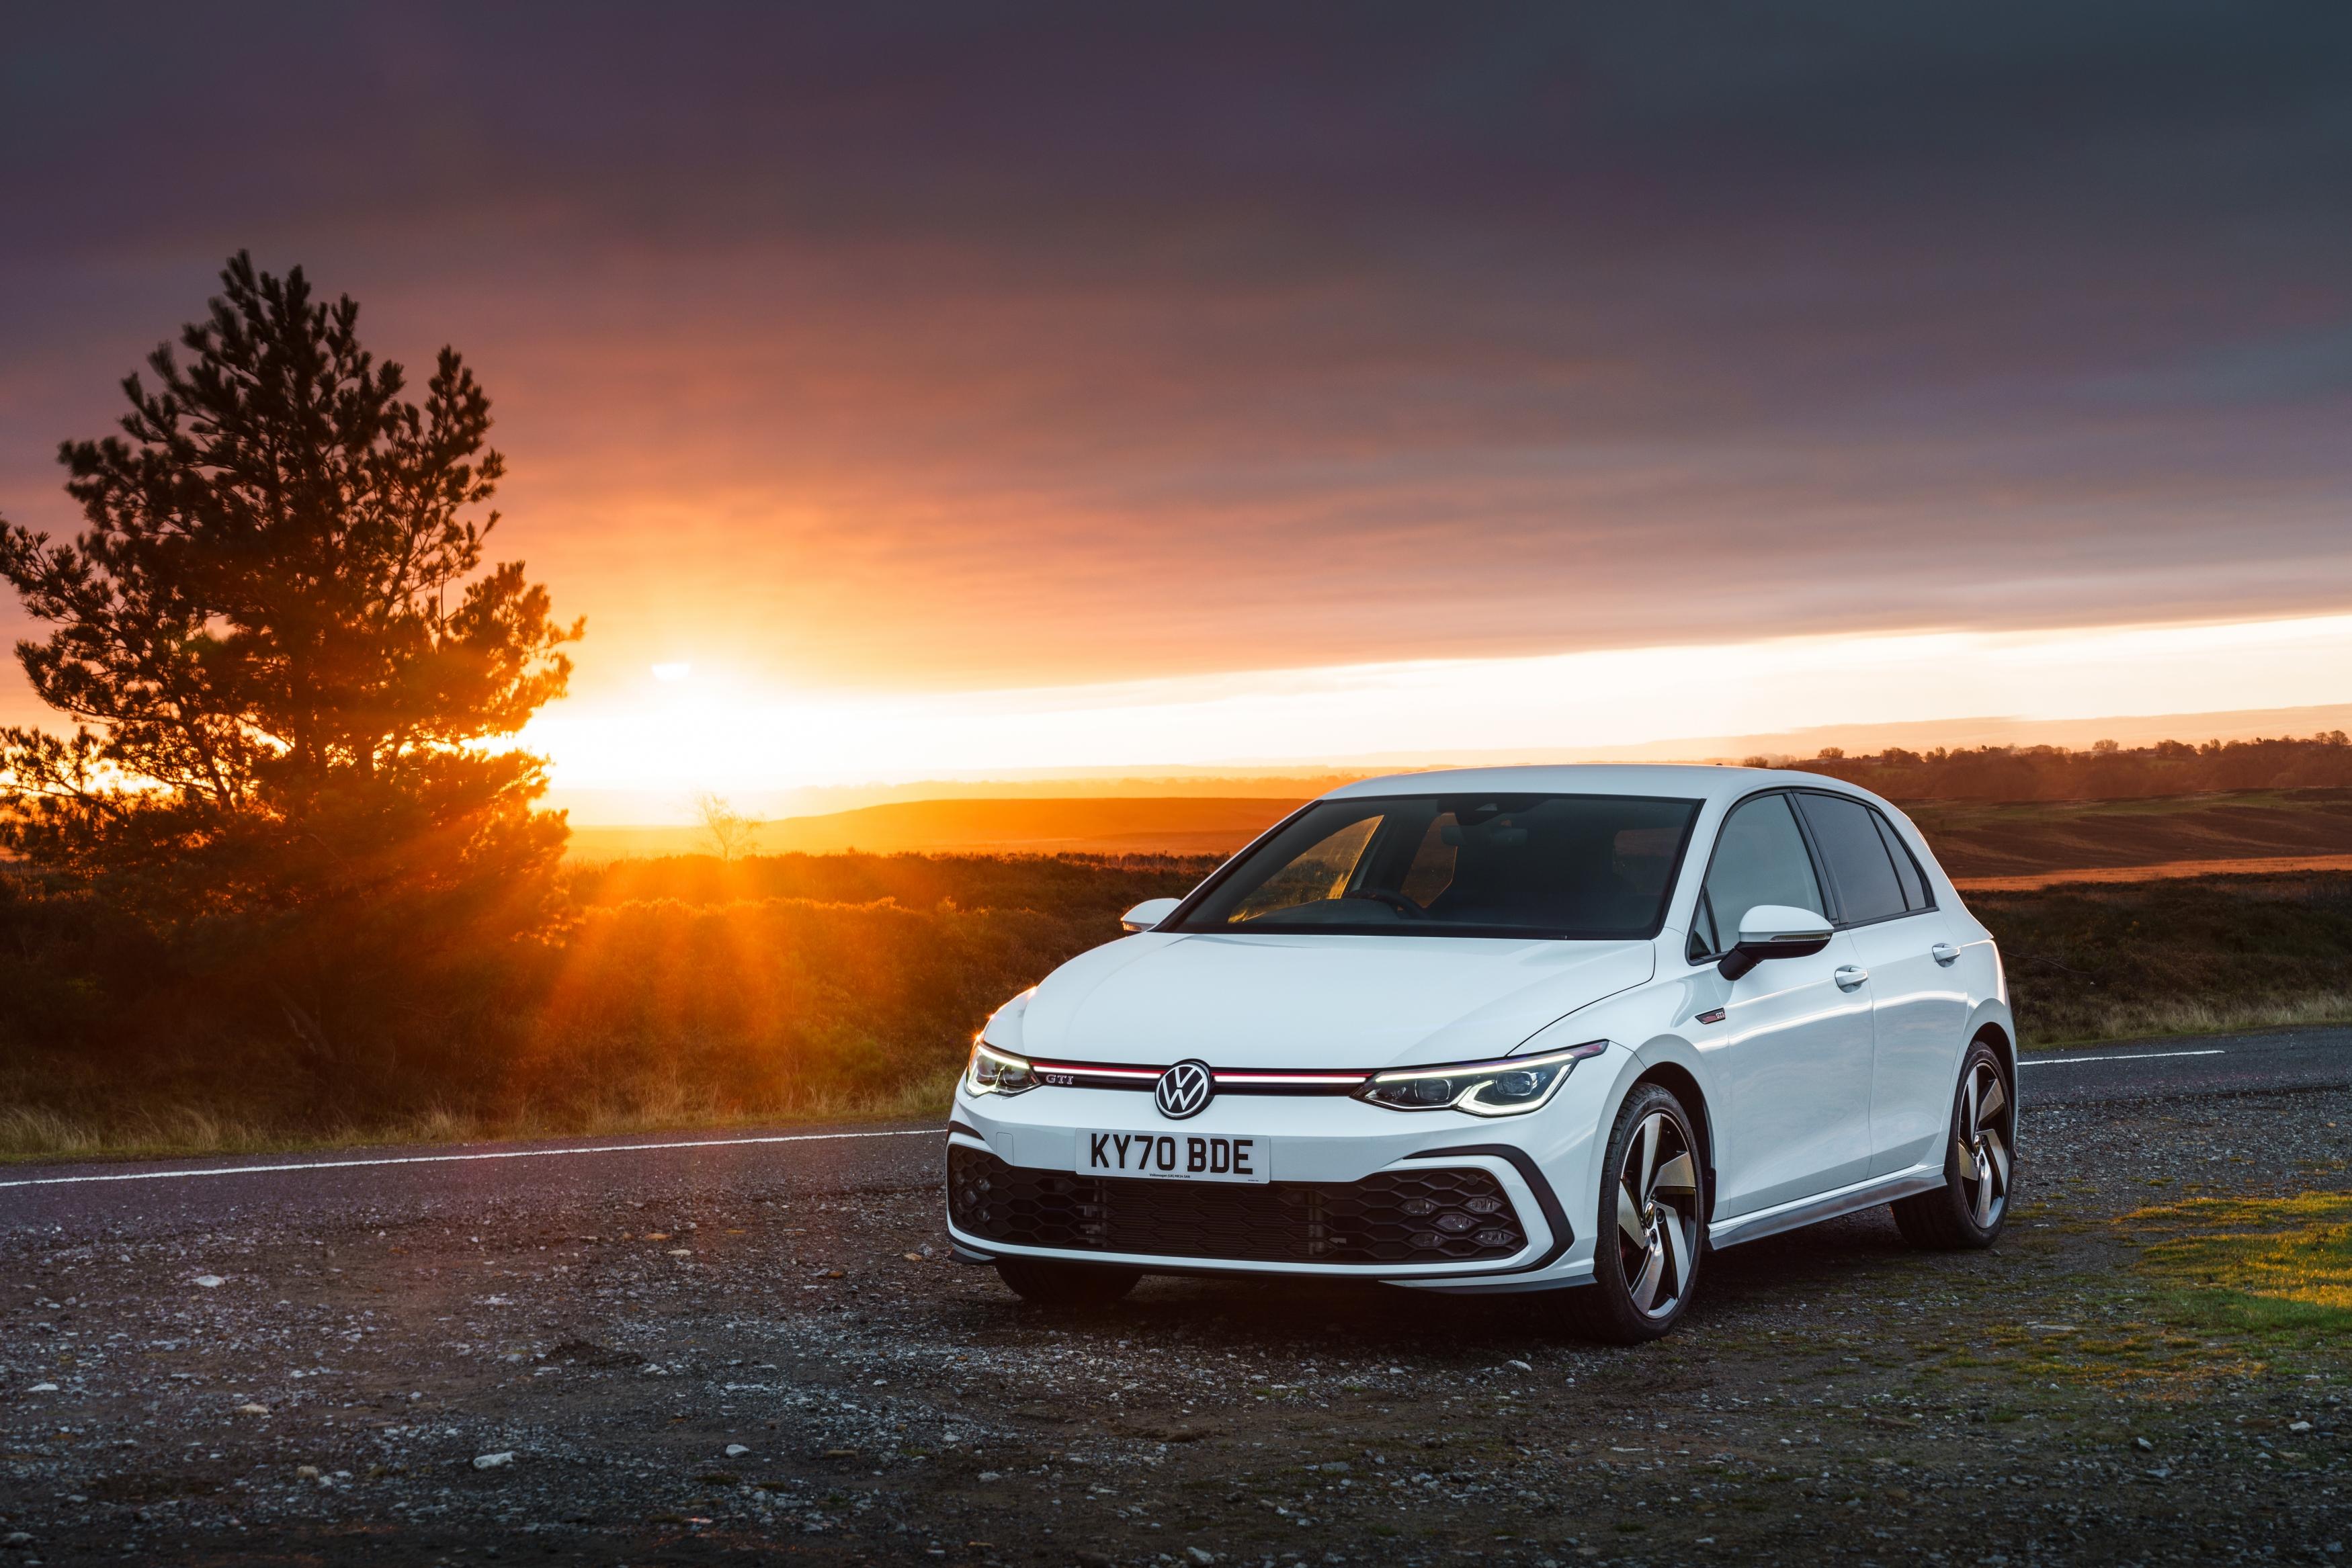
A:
[
  {"xmin": 946, "ymin": 1145, "xmax": 1526, "ymax": 1266},
  {"xmin": 1030, "ymin": 1059, "xmax": 1370, "ymax": 1096}
]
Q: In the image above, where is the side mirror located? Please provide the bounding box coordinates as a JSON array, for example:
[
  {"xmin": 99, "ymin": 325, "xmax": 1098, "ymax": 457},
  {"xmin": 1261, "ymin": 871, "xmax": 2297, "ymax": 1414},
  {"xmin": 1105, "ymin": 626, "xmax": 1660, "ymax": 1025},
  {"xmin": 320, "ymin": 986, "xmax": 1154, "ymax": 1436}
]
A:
[
  {"xmin": 1717, "ymin": 904, "xmax": 1833, "ymax": 981},
  {"xmin": 1120, "ymin": 897, "xmax": 1182, "ymax": 933}
]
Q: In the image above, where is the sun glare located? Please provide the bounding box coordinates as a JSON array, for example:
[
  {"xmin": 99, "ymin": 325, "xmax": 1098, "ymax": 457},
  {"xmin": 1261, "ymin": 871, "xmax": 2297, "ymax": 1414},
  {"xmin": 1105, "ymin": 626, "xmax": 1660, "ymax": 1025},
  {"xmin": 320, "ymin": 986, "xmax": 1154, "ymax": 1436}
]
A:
[{"xmin": 520, "ymin": 610, "xmax": 2352, "ymax": 818}]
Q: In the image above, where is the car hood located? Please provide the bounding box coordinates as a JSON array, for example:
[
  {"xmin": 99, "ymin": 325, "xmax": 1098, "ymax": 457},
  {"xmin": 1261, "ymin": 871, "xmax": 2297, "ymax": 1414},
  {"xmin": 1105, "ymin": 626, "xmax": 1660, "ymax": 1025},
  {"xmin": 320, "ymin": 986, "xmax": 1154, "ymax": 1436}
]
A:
[{"xmin": 1012, "ymin": 932, "xmax": 1656, "ymax": 1070}]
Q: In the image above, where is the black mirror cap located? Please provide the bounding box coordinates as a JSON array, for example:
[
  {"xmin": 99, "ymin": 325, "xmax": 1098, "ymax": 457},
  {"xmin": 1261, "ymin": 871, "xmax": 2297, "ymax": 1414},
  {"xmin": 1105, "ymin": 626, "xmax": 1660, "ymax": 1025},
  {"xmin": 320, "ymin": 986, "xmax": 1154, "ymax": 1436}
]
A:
[{"xmin": 1716, "ymin": 931, "xmax": 1832, "ymax": 982}]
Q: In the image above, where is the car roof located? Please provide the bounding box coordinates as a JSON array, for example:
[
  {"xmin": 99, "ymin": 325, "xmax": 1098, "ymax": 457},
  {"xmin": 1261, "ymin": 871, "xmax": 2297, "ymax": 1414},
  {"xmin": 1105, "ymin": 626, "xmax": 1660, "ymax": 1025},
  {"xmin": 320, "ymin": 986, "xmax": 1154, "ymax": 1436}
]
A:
[{"xmin": 1320, "ymin": 762, "xmax": 1871, "ymax": 808}]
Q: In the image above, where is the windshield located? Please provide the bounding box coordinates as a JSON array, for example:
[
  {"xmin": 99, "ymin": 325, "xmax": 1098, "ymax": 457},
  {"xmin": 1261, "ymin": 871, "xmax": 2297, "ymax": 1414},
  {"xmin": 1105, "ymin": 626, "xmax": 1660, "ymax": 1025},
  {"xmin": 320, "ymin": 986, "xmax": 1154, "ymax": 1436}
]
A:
[{"xmin": 1171, "ymin": 793, "xmax": 1702, "ymax": 938}]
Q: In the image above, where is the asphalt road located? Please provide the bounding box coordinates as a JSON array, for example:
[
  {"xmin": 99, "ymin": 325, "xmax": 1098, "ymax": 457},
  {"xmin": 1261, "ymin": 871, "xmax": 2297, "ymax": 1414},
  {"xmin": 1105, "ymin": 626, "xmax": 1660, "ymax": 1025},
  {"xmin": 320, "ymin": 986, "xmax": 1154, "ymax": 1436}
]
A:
[
  {"xmin": 3, "ymin": 1028, "xmax": 2347, "ymax": 1566},
  {"xmin": 2013, "ymin": 1022, "xmax": 2352, "ymax": 1104},
  {"xmin": 3, "ymin": 1026, "xmax": 2343, "ymax": 1241},
  {"xmin": 0, "ymin": 1125, "xmax": 939, "ymax": 1244}
]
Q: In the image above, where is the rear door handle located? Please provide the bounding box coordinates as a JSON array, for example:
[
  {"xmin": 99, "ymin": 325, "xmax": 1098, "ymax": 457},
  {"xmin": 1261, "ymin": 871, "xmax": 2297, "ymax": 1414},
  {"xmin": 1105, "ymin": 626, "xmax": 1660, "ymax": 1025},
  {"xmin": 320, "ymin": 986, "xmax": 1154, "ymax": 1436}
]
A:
[
  {"xmin": 1931, "ymin": 942, "xmax": 1960, "ymax": 966},
  {"xmin": 1834, "ymin": 965, "xmax": 1870, "ymax": 990}
]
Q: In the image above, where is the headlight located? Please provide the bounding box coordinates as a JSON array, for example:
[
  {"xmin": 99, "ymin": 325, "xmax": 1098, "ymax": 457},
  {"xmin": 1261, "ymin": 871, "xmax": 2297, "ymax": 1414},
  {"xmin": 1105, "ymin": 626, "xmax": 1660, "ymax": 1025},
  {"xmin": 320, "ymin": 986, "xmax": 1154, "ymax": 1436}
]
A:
[
  {"xmin": 1356, "ymin": 1040, "xmax": 1607, "ymax": 1116},
  {"xmin": 964, "ymin": 1041, "xmax": 1038, "ymax": 1096}
]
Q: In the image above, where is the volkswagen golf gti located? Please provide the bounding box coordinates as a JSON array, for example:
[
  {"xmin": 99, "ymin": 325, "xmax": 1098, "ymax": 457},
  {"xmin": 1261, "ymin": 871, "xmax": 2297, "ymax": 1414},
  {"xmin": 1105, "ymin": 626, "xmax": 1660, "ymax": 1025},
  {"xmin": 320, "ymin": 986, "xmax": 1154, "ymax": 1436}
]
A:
[{"xmin": 943, "ymin": 765, "xmax": 2014, "ymax": 1341}]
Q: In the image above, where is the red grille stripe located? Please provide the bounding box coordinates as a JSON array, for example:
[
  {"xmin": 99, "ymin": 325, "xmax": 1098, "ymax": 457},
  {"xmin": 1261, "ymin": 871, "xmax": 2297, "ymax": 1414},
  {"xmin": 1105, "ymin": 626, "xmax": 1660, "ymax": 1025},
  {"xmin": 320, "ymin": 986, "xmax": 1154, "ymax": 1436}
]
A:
[
  {"xmin": 1028, "ymin": 1060, "xmax": 1372, "ymax": 1088},
  {"xmin": 1214, "ymin": 1072, "xmax": 1371, "ymax": 1085}
]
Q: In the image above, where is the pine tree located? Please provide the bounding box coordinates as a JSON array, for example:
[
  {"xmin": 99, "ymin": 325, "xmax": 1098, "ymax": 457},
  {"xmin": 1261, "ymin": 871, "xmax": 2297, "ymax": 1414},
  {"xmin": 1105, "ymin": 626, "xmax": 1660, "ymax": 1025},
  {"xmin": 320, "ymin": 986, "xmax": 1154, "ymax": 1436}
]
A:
[{"xmin": 0, "ymin": 253, "xmax": 581, "ymax": 1072}]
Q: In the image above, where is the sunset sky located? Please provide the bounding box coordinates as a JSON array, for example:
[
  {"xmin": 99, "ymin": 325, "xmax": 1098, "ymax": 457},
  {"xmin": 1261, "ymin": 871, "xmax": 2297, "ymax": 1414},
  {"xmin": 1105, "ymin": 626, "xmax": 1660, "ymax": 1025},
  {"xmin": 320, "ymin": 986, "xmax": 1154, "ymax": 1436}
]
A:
[{"xmin": 5, "ymin": 5, "xmax": 2350, "ymax": 816}]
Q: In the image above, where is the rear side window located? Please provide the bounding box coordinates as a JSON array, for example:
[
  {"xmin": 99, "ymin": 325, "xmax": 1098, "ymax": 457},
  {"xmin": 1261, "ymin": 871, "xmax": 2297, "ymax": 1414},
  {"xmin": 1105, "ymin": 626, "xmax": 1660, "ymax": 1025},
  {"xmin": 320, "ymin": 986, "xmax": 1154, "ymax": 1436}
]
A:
[
  {"xmin": 1693, "ymin": 793, "xmax": 1824, "ymax": 957},
  {"xmin": 1874, "ymin": 812, "xmax": 1930, "ymax": 910},
  {"xmin": 1796, "ymin": 793, "xmax": 1917, "ymax": 925}
]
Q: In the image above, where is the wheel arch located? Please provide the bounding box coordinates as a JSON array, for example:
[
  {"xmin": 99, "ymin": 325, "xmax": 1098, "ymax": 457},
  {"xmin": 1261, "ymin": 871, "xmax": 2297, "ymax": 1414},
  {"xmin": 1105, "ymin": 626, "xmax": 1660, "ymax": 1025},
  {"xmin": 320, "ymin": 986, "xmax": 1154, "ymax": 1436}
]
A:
[
  {"xmin": 1966, "ymin": 1000, "xmax": 2018, "ymax": 1092},
  {"xmin": 1626, "ymin": 1057, "xmax": 1717, "ymax": 1226}
]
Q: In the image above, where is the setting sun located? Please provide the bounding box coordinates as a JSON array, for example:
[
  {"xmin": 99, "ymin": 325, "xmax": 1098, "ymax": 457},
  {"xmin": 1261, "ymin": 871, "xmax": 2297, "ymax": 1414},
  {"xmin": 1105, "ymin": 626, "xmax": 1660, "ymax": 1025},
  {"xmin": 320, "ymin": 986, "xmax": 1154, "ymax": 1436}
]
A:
[{"xmin": 524, "ymin": 611, "xmax": 2352, "ymax": 819}]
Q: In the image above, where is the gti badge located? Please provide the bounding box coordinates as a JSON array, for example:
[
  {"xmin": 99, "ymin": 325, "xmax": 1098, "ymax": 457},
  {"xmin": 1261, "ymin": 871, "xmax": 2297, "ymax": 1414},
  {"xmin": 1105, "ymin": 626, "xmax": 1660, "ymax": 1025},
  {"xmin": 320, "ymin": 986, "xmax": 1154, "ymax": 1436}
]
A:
[{"xmin": 1154, "ymin": 1059, "xmax": 1215, "ymax": 1120}]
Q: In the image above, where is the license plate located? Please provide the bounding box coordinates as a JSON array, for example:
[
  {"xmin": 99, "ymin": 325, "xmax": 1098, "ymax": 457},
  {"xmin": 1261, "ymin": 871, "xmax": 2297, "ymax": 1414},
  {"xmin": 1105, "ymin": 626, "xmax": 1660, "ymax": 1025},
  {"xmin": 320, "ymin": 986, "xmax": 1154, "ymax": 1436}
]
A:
[{"xmin": 1081, "ymin": 1131, "xmax": 1269, "ymax": 1184}]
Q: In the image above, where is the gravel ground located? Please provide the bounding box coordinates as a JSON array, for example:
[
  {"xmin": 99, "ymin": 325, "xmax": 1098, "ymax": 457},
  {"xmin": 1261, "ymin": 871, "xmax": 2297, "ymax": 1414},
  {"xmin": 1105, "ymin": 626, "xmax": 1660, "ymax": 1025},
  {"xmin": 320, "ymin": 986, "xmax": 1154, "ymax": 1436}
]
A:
[{"xmin": 2, "ymin": 1092, "xmax": 2347, "ymax": 1567}]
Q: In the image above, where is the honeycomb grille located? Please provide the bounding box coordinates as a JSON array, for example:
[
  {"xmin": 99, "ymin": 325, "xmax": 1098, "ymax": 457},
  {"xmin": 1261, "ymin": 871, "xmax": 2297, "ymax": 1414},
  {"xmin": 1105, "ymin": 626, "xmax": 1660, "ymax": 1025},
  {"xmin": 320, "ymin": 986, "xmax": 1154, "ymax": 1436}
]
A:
[{"xmin": 946, "ymin": 1145, "xmax": 1526, "ymax": 1265}]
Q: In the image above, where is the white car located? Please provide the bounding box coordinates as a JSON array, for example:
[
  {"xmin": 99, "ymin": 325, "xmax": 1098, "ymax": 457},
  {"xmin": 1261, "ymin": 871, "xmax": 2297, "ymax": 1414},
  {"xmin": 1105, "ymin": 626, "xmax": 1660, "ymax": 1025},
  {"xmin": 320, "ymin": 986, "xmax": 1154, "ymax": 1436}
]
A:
[{"xmin": 944, "ymin": 765, "xmax": 2015, "ymax": 1342}]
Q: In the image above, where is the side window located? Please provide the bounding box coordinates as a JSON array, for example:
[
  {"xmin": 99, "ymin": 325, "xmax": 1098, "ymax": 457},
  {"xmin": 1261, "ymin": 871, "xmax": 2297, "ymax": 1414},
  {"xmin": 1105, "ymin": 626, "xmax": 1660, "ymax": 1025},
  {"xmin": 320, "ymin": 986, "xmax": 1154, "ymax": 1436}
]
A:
[
  {"xmin": 1796, "ymin": 793, "xmax": 1908, "ymax": 924},
  {"xmin": 1694, "ymin": 795, "xmax": 1824, "ymax": 958},
  {"xmin": 1873, "ymin": 812, "xmax": 1932, "ymax": 910}
]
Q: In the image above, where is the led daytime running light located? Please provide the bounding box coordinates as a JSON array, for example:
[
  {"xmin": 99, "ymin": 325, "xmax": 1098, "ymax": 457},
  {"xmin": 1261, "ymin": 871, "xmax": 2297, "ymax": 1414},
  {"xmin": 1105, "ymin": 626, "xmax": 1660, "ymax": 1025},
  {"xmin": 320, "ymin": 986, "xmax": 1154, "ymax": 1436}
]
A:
[
  {"xmin": 1357, "ymin": 1040, "xmax": 1607, "ymax": 1117},
  {"xmin": 966, "ymin": 1041, "xmax": 1038, "ymax": 1096}
]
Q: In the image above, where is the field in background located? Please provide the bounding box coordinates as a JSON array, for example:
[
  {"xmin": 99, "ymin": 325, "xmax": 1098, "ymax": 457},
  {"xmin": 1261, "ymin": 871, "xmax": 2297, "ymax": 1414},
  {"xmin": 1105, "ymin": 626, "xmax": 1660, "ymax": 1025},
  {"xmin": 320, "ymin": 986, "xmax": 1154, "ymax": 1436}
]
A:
[
  {"xmin": 1970, "ymin": 871, "xmax": 2352, "ymax": 1043},
  {"xmin": 1909, "ymin": 789, "xmax": 2352, "ymax": 878},
  {"xmin": 573, "ymin": 785, "xmax": 2352, "ymax": 885},
  {"xmin": 571, "ymin": 855, "xmax": 2352, "ymax": 1054},
  {"xmin": 0, "ymin": 854, "xmax": 1209, "ymax": 1162},
  {"xmin": 6, "ymin": 847, "xmax": 2348, "ymax": 1162},
  {"xmin": 1956, "ymin": 853, "xmax": 2352, "ymax": 891},
  {"xmin": 569, "ymin": 796, "xmax": 1307, "ymax": 861},
  {"xmin": 15, "ymin": 755, "xmax": 2352, "ymax": 1164}
]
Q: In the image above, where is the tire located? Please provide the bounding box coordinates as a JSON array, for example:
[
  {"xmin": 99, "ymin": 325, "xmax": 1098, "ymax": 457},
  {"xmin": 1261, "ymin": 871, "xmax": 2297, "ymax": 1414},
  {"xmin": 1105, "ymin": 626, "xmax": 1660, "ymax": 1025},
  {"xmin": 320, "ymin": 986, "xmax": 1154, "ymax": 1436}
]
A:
[
  {"xmin": 1891, "ymin": 1038, "xmax": 2015, "ymax": 1250},
  {"xmin": 992, "ymin": 1255, "xmax": 1142, "ymax": 1309},
  {"xmin": 1562, "ymin": 1082, "xmax": 1706, "ymax": 1344}
]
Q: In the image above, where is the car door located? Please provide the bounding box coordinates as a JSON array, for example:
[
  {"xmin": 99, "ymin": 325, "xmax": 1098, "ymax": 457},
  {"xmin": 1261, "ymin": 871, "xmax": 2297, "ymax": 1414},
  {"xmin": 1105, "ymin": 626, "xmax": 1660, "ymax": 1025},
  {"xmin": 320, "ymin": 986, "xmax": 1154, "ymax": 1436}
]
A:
[
  {"xmin": 1689, "ymin": 792, "xmax": 1876, "ymax": 1219},
  {"xmin": 1792, "ymin": 791, "xmax": 1972, "ymax": 1178}
]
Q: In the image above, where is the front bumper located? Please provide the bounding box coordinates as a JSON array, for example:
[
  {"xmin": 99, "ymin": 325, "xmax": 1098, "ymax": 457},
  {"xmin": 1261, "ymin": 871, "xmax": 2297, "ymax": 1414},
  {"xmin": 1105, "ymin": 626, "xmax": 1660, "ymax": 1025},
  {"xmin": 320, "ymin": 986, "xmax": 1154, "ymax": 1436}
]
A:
[{"xmin": 943, "ymin": 1084, "xmax": 1599, "ymax": 1291}]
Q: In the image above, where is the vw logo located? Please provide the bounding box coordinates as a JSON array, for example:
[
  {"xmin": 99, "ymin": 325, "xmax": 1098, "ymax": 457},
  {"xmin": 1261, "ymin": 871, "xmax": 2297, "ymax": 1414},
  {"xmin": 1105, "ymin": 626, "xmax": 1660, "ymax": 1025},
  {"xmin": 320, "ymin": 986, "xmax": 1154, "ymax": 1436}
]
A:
[{"xmin": 1154, "ymin": 1059, "xmax": 1215, "ymax": 1120}]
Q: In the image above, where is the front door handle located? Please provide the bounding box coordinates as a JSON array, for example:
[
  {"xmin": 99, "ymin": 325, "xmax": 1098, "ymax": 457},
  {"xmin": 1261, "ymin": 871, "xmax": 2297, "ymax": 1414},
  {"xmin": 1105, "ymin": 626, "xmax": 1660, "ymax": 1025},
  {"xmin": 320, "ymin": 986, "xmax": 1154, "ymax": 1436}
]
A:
[
  {"xmin": 1931, "ymin": 942, "xmax": 1960, "ymax": 966},
  {"xmin": 1834, "ymin": 964, "xmax": 1870, "ymax": 990}
]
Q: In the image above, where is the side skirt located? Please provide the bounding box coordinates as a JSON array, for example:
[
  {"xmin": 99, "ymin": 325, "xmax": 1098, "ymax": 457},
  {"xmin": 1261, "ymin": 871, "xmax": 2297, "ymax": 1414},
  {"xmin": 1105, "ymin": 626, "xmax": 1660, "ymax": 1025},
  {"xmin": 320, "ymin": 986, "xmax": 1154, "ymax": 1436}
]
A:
[{"xmin": 1706, "ymin": 1165, "xmax": 1945, "ymax": 1250}]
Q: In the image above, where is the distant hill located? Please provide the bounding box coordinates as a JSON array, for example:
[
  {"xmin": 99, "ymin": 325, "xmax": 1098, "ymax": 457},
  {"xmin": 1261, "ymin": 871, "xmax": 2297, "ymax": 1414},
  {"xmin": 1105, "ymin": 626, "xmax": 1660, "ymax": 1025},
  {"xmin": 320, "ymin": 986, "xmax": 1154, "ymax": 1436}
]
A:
[
  {"xmin": 563, "ymin": 734, "xmax": 2352, "ymax": 872},
  {"xmin": 1910, "ymin": 789, "xmax": 2352, "ymax": 879},
  {"xmin": 569, "ymin": 784, "xmax": 2352, "ymax": 890},
  {"xmin": 566, "ymin": 796, "xmax": 1307, "ymax": 862}
]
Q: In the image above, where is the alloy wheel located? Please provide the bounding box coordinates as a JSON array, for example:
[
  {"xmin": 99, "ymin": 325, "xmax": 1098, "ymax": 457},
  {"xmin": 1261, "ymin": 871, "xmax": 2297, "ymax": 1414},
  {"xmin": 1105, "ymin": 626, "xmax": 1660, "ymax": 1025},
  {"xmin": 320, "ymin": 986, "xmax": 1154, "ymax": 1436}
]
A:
[
  {"xmin": 1614, "ymin": 1110, "xmax": 1702, "ymax": 1318},
  {"xmin": 1956, "ymin": 1060, "xmax": 2012, "ymax": 1229}
]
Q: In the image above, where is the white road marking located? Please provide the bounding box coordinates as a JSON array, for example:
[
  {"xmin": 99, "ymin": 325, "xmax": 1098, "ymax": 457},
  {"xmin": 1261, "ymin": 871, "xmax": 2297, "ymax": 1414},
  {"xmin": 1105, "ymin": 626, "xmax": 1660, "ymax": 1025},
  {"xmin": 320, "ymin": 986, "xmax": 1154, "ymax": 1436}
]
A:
[
  {"xmin": 2020, "ymin": 1049, "xmax": 2226, "ymax": 1068},
  {"xmin": 3, "ymin": 1041, "xmax": 2297, "ymax": 1189},
  {"xmin": 0, "ymin": 1128, "xmax": 938, "ymax": 1190}
]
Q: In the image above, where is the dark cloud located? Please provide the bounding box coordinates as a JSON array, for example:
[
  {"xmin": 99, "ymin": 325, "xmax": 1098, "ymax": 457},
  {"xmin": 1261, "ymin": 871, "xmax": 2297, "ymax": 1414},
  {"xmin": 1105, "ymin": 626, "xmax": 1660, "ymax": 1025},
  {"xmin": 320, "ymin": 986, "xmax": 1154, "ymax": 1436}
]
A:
[{"xmin": 3, "ymin": 3, "xmax": 2349, "ymax": 695}]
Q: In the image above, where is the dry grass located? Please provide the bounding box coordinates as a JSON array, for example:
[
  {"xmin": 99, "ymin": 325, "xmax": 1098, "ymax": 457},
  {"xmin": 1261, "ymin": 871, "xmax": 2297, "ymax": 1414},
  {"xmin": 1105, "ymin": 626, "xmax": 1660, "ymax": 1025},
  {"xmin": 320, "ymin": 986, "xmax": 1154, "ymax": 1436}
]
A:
[
  {"xmin": 9, "ymin": 861, "xmax": 2347, "ymax": 1162},
  {"xmin": 1979, "ymin": 870, "xmax": 2352, "ymax": 1047},
  {"xmin": 0, "ymin": 1067, "xmax": 960, "ymax": 1165},
  {"xmin": 2021, "ymin": 990, "xmax": 2352, "ymax": 1050},
  {"xmin": 0, "ymin": 1102, "xmax": 294, "ymax": 1163}
]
